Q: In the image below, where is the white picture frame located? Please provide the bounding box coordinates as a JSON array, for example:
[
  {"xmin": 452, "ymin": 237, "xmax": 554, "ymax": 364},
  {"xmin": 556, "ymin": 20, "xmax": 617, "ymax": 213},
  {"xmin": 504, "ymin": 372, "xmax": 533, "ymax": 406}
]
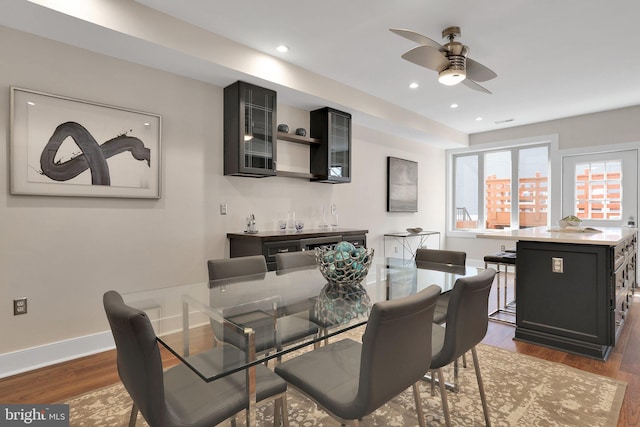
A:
[{"xmin": 10, "ymin": 87, "xmax": 161, "ymax": 198}]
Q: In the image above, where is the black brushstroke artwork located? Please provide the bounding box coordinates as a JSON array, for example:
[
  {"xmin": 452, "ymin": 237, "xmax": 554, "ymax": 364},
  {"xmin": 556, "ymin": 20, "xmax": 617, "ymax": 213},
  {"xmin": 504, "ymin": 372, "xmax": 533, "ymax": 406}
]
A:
[{"xmin": 39, "ymin": 121, "xmax": 151, "ymax": 186}]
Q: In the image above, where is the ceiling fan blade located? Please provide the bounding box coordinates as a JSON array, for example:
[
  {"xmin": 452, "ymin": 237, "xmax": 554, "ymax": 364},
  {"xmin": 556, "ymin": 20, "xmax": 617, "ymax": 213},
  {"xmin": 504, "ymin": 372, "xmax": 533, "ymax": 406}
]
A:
[
  {"xmin": 462, "ymin": 78, "xmax": 492, "ymax": 94},
  {"xmin": 401, "ymin": 45, "xmax": 449, "ymax": 72},
  {"xmin": 466, "ymin": 58, "xmax": 497, "ymax": 82},
  {"xmin": 389, "ymin": 28, "xmax": 442, "ymax": 50}
]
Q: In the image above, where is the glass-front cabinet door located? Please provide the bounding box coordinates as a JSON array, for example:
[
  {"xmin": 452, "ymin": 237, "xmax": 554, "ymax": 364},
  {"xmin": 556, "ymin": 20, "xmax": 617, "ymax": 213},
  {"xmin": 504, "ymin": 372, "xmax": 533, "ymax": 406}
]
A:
[
  {"xmin": 310, "ymin": 107, "xmax": 352, "ymax": 183},
  {"xmin": 224, "ymin": 81, "xmax": 277, "ymax": 177}
]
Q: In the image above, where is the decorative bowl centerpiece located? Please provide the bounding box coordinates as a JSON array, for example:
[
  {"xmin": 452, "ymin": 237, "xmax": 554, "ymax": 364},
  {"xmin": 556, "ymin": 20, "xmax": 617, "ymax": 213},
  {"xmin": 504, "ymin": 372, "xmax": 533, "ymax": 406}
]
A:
[
  {"xmin": 558, "ymin": 215, "xmax": 582, "ymax": 228},
  {"xmin": 315, "ymin": 241, "xmax": 374, "ymax": 286},
  {"xmin": 406, "ymin": 227, "xmax": 423, "ymax": 234}
]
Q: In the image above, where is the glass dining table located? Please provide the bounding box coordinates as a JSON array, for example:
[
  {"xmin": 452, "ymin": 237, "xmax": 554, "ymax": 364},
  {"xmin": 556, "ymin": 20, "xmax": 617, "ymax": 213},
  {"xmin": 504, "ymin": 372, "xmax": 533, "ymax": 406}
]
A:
[{"xmin": 122, "ymin": 259, "xmax": 480, "ymax": 426}]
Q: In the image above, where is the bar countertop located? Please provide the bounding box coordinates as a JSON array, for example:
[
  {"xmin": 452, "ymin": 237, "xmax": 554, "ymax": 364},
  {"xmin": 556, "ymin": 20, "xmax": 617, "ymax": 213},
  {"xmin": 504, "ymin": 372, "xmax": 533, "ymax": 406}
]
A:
[{"xmin": 477, "ymin": 226, "xmax": 637, "ymax": 246}]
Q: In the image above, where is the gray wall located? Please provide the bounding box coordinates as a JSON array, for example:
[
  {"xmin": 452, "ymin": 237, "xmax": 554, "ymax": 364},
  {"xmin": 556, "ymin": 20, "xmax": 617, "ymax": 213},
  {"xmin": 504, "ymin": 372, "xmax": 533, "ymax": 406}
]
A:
[
  {"xmin": 0, "ymin": 26, "xmax": 447, "ymax": 371},
  {"xmin": 469, "ymin": 107, "xmax": 640, "ymax": 150}
]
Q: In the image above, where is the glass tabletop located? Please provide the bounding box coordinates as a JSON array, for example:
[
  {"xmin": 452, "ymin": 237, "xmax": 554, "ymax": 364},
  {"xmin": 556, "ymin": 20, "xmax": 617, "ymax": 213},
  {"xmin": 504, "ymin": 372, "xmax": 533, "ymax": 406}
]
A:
[
  {"xmin": 123, "ymin": 266, "xmax": 383, "ymax": 382},
  {"xmin": 122, "ymin": 260, "xmax": 480, "ymax": 382},
  {"xmin": 382, "ymin": 258, "xmax": 479, "ymax": 299}
]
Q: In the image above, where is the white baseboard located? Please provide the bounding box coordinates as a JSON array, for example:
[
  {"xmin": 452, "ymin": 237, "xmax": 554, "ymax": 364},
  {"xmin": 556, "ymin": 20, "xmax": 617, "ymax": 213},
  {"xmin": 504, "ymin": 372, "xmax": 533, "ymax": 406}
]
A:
[
  {"xmin": 0, "ymin": 331, "xmax": 115, "ymax": 379},
  {"xmin": 0, "ymin": 310, "xmax": 194, "ymax": 379}
]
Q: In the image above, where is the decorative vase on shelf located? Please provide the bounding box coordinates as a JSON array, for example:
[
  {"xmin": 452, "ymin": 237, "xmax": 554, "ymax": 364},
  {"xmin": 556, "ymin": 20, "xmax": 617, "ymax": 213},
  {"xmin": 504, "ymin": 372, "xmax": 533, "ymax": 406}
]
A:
[
  {"xmin": 287, "ymin": 211, "xmax": 296, "ymax": 230},
  {"xmin": 319, "ymin": 205, "xmax": 329, "ymax": 230},
  {"xmin": 330, "ymin": 203, "xmax": 338, "ymax": 229},
  {"xmin": 277, "ymin": 124, "xmax": 289, "ymax": 133}
]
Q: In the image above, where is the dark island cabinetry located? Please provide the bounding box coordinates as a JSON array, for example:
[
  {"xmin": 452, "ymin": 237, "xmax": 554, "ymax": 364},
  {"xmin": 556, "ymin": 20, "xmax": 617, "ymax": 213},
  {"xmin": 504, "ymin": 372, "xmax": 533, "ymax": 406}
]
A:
[
  {"xmin": 227, "ymin": 229, "xmax": 367, "ymax": 271},
  {"xmin": 515, "ymin": 232, "xmax": 636, "ymax": 360}
]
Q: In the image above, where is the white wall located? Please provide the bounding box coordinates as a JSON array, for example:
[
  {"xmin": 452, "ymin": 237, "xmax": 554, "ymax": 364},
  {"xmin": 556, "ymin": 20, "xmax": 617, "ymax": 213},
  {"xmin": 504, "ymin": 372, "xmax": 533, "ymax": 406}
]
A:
[
  {"xmin": 0, "ymin": 26, "xmax": 446, "ymax": 372},
  {"xmin": 446, "ymin": 107, "xmax": 640, "ymax": 261}
]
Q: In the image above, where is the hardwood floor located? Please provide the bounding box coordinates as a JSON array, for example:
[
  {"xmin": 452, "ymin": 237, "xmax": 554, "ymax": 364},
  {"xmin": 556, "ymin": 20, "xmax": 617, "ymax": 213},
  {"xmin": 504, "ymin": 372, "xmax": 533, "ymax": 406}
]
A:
[{"xmin": 1, "ymin": 294, "xmax": 639, "ymax": 426}]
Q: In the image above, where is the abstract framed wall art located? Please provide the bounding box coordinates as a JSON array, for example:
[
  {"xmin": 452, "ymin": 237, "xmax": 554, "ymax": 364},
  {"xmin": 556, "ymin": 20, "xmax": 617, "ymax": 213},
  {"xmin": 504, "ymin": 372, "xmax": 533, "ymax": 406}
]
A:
[
  {"xmin": 387, "ymin": 156, "xmax": 418, "ymax": 212},
  {"xmin": 10, "ymin": 87, "xmax": 161, "ymax": 198}
]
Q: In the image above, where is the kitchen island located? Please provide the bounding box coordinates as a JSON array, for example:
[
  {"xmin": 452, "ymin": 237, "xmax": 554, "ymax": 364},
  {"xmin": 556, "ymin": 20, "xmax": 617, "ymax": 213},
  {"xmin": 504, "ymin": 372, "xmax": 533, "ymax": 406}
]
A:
[{"xmin": 479, "ymin": 226, "xmax": 637, "ymax": 360}]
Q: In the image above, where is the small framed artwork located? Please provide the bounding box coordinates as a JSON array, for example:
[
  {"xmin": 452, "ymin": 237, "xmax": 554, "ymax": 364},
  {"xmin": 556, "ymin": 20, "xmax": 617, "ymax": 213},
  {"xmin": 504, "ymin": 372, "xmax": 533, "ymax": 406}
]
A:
[
  {"xmin": 10, "ymin": 87, "xmax": 161, "ymax": 198},
  {"xmin": 387, "ymin": 156, "xmax": 418, "ymax": 212}
]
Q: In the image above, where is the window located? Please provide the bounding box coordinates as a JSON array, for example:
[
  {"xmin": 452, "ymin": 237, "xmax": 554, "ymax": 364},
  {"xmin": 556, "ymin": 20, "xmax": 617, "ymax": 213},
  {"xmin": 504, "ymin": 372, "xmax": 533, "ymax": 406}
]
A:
[
  {"xmin": 454, "ymin": 155, "xmax": 479, "ymax": 228},
  {"xmin": 485, "ymin": 151, "xmax": 512, "ymax": 229},
  {"xmin": 561, "ymin": 149, "xmax": 637, "ymax": 227},
  {"xmin": 574, "ymin": 161, "xmax": 621, "ymax": 220},
  {"xmin": 451, "ymin": 143, "xmax": 550, "ymax": 232},
  {"xmin": 518, "ymin": 146, "xmax": 549, "ymax": 228}
]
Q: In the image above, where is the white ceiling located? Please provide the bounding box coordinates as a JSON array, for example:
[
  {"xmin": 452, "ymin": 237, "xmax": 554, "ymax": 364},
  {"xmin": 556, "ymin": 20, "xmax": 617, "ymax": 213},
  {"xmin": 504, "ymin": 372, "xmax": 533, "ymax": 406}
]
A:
[
  {"xmin": 133, "ymin": 0, "xmax": 640, "ymax": 134},
  {"xmin": 3, "ymin": 0, "xmax": 640, "ymax": 141}
]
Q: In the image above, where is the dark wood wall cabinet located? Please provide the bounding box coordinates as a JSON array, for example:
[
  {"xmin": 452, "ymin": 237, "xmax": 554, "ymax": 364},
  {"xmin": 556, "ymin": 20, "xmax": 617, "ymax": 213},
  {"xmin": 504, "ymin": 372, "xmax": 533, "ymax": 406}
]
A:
[
  {"xmin": 310, "ymin": 107, "xmax": 352, "ymax": 183},
  {"xmin": 515, "ymin": 233, "xmax": 637, "ymax": 360},
  {"xmin": 223, "ymin": 82, "xmax": 352, "ymax": 182},
  {"xmin": 227, "ymin": 229, "xmax": 367, "ymax": 271},
  {"xmin": 224, "ymin": 81, "xmax": 277, "ymax": 177}
]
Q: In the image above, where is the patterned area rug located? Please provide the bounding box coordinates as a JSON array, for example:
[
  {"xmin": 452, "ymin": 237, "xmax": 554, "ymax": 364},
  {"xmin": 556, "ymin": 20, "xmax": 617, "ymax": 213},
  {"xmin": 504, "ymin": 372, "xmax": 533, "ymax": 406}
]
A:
[{"xmin": 66, "ymin": 332, "xmax": 626, "ymax": 426}]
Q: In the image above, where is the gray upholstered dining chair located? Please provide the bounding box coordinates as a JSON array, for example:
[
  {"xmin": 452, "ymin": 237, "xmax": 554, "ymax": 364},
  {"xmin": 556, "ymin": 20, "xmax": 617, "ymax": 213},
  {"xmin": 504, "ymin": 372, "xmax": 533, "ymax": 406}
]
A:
[
  {"xmin": 415, "ymin": 248, "xmax": 467, "ymax": 324},
  {"xmin": 208, "ymin": 254, "xmax": 268, "ymax": 282},
  {"xmin": 275, "ymin": 250, "xmax": 338, "ymax": 346},
  {"xmin": 207, "ymin": 255, "xmax": 319, "ymax": 357},
  {"xmin": 275, "ymin": 285, "xmax": 442, "ymax": 427},
  {"xmin": 275, "ymin": 250, "xmax": 317, "ymax": 274},
  {"xmin": 428, "ymin": 268, "xmax": 496, "ymax": 427},
  {"xmin": 103, "ymin": 290, "xmax": 289, "ymax": 427},
  {"xmin": 415, "ymin": 248, "xmax": 466, "ymax": 267}
]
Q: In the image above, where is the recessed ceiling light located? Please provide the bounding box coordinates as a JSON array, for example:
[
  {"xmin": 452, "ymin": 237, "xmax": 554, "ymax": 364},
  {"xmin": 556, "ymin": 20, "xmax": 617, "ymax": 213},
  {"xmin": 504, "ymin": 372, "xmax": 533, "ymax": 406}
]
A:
[
  {"xmin": 409, "ymin": 82, "xmax": 419, "ymax": 89},
  {"xmin": 276, "ymin": 45, "xmax": 289, "ymax": 53},
  {"xmin": 450, "ymin": 103, "xmax": 459, "ymax": 109},
  {"xmin": 475, "ymin": 117, "xmax": 483, "ymax": 121}
]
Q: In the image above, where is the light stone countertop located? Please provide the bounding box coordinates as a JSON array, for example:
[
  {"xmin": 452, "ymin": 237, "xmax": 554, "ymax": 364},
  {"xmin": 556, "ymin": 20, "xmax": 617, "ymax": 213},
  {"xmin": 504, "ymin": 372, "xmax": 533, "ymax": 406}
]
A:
[{"xmin": 476, "ymin": 226, "xmax": 637, "ymax": 246}]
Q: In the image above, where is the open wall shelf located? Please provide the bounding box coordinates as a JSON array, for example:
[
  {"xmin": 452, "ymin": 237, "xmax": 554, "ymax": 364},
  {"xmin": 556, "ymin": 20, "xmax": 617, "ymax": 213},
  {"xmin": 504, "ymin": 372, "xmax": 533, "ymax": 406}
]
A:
[{"xmin": 277, "ymin": 131, "xmax": 320, "ymax": 145}]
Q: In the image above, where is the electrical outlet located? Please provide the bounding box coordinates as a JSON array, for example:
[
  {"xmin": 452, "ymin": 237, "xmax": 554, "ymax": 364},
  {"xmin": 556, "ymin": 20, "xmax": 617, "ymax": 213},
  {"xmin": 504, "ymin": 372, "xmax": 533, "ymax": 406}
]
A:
[
  {"xmin": 500, "ymin": 245, "xmax": 506, "ymax": 252},
  {"xmin": 14, "ymin": 297, "xmax": 27, "ymax": 315},
  {"xmin": 552, "ymin": 257, "xmax": 564, "ymax": 273},
  {"xmin": 220, "ymin": 203, "xmax": 228, "ymax": 215}
]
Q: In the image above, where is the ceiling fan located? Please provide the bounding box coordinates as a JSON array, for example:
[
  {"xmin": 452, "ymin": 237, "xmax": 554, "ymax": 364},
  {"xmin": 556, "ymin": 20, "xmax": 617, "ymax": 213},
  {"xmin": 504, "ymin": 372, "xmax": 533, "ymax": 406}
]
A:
[{"xmin": 390, "ymin": 26, "xmax": 497, "ymax": 94}]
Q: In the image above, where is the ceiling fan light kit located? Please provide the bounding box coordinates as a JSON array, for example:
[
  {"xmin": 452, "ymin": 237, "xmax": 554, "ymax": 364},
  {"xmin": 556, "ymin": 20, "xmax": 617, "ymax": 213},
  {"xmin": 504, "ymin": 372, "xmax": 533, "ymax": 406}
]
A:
[
  {"xmin": 391, "ymin": 25, "xmax": 497, "ymax": 93},
  {"xmin": 438, "ymin": 68, "xmax": 466, "ymax": 85}
]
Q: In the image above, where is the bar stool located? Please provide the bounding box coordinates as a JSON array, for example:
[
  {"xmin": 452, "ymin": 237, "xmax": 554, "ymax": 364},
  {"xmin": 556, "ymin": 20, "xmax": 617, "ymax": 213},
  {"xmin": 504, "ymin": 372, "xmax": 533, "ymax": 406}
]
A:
[{"xmin": 483, "ymin": 249, "xmax": 517, "ymax": 324}]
